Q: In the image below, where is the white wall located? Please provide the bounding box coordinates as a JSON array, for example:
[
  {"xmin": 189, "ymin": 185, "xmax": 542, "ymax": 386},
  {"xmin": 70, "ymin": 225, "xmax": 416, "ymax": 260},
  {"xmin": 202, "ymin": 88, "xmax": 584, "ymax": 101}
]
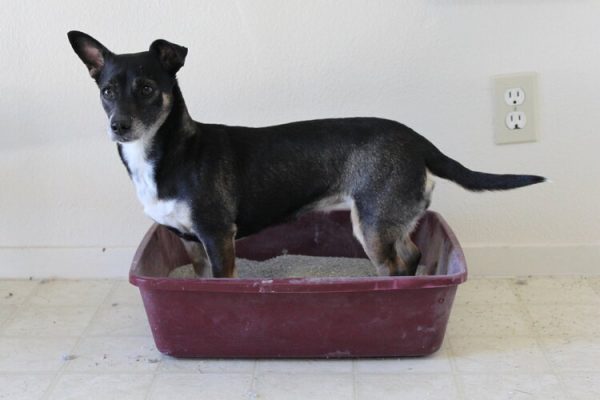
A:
[{"xmin": 1, "ymin": 0, "xmax": 598, "ymax": 277}]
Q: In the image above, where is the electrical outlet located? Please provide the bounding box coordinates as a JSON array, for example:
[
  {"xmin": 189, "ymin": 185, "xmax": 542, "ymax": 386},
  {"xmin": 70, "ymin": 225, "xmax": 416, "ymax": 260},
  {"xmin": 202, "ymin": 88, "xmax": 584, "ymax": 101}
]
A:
[
  {"xmin": 504, "ymin": 88, "xmax": 525, "ymax": 105},
  {"xmin": 506, "ymin": 111, "xmax": 526, "ymax": 130},
  {"xmin": 493, "ymin": 72, "xmax": 538, "ymax": 144}
]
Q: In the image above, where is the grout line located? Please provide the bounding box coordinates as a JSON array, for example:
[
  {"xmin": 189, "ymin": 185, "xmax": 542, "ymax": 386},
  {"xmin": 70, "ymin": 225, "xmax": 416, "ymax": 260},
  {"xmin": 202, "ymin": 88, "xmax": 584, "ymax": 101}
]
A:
[
  {"xmin": 0, "ymin": 370, "xmax": 256, "ymax": 376},
  {"xmin": 0, "ymin": 280, "xmax": 41, "ymax": 336},
  {"xmin": 516, "ymin": 287, "xmax": 573, "ymax": 399},
  {"xmin": 151, "ymin": 369, "xmax": 337, "ymax": 374},
  {"xmin": 142, "ymin": 367, "xmax": 160, "ymax": 400},
  {"xmin": 247, "ymin": 360, "xmax": 258, "ymax": 399},
  {"xmin": 0, "ymin": 333, "xmax": 151, "ymax": 339},
  {"xmin": 0, "ymin": 371, "xmax": 63, "ymax": 375},
  {"xmin": 354, "ymin": 370, "xmax": 587, "ymax": 377},
  {"xmin": 232, "ymin": 369, "xmax": 353, "ymax": 376},
  {"xmin": 0, "ymin": 303, "xmax": 112, "ymax": 309},
  {"xmin": 351, "ymin": 359, "xmax": 358, "ymax": 400},
  {"xmin": 39, "ymin": 280, "xmax": 119, "ymax": 400},
  {"xmin": 4, "ymin": 370, "xmax": 161, "ymax": 376},
  {"xmin": 445, "ymin": 339, "xmax": 467, "ymax": 400},
  {"xmin": 0, "ymin": 305, "xmax": 21, "ymax": 336}
]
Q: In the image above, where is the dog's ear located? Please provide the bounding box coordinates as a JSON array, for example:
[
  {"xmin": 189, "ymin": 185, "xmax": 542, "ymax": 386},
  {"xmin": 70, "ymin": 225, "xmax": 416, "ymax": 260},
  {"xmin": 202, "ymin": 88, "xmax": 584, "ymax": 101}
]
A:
[
  {"xmin": 68, "ymin": 31, "xmax": 111, "ymax": 80},
  {"xmin": 149, "ymin": 39, "xmax": 188, "ymax": 75}
]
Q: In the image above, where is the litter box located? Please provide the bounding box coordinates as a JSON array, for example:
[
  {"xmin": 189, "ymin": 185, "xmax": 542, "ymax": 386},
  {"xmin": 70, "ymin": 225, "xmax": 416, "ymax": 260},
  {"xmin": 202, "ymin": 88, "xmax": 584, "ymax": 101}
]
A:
[{"xmin": 129, "ymin": 210, "xmax": 467, "ymax": 358}]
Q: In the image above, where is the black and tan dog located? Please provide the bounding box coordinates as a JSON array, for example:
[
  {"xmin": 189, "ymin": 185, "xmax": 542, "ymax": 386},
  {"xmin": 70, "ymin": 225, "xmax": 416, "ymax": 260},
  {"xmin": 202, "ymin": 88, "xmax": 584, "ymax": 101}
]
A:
[{"xmin": 68, "ymin": 31, "xmax": 545, "ymax": 278}]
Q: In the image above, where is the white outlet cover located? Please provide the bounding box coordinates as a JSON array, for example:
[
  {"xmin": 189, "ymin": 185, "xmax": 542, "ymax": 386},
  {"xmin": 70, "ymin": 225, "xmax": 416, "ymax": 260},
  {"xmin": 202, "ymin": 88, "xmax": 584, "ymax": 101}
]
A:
[{"xmin": 493, "ymin": 72, "xmax": 538, "ymax": 144}]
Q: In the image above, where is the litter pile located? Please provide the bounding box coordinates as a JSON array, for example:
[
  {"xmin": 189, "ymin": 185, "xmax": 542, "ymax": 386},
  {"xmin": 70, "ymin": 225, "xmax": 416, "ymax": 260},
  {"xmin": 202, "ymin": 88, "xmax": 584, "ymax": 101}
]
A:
[
  {"xmin": 168, "ymin": 254, "xmax": 429, "ymax": 278},
  {"xmin": 169, "ymin": 255, "xmax": 376, "ymax": 279}
]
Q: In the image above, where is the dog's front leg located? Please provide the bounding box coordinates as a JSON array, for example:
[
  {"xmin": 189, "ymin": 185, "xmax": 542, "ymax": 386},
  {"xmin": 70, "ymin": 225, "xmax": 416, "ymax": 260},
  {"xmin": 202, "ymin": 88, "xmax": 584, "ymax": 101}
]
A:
[
  {"xmin": 200, "ymin": 227, "xmax": 237, "ymax": 278},
  {"xmin": 181, "ymin": 239, "xmax": 212, "ymax": 278}
]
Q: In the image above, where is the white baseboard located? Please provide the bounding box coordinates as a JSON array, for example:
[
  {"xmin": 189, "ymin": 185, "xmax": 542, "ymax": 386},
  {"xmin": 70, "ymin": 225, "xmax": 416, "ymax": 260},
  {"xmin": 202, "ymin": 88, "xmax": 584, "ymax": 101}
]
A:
[
  {"xmin": 0, "ymin": 244, "xmax": 598, "ymax": 279},
  {"xmin": 463, "ymin": 244, "xmax": 600, "ymax": 276},
  {"xmin": 0, "ymin": 247, "xmax": 137, "ymax": 279}
]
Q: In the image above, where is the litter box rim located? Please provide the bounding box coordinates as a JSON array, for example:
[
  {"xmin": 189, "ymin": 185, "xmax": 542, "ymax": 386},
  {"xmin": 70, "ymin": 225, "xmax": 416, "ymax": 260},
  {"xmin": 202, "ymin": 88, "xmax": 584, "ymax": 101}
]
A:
[{"xmin": 129, "ymin": 211, "xmax": 467, "ymax": 294}]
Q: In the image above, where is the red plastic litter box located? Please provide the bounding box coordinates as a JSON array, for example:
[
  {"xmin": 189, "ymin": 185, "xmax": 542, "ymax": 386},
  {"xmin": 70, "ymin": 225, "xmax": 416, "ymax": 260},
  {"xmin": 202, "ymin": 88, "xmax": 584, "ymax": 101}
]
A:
[{"xmin": 129, "ymin": 210, "xmax": 467, "ymax": 358}]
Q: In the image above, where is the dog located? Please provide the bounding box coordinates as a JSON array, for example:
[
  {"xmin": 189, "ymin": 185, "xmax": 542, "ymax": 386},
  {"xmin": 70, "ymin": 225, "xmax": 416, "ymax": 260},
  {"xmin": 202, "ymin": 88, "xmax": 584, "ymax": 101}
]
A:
[{"xmin": 68, "ymin": 31, "xmax": 545, "ymax": 278}]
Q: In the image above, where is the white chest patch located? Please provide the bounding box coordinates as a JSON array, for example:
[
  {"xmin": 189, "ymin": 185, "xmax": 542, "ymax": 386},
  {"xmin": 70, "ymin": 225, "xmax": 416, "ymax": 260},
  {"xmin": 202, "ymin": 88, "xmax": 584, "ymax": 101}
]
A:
[{"xmin": 121, "ymin": 141, "xmax": 193, "ymax": 233}]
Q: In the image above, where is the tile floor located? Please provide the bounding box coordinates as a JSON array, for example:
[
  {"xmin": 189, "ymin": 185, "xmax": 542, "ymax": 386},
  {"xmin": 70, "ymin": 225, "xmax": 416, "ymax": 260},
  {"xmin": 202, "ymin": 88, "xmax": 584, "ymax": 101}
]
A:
[{"xmin": 0, "ymin": 276, "xmax": 599, "ymax": 399}]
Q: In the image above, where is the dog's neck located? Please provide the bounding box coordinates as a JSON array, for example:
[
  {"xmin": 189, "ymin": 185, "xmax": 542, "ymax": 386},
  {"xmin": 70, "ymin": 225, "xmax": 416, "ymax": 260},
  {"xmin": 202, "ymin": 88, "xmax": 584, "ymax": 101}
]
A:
[
  {"xmin": 117, "ymin": 82, "xmax": 197, "ymax": 208},
  {"xmin": 116, "ymin": 84, "xmax": 195, "ymax": 232},
  {"xmin": 156, "ymin": 83, "xmax": 195, "ymax": 143}
]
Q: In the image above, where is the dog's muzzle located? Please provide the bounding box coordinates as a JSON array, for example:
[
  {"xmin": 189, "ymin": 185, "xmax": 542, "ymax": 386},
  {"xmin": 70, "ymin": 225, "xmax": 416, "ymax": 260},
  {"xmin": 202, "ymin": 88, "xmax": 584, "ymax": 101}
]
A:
[{"xmin": 110, "ymin": 116, "xmax": 132, "ymax": 135}]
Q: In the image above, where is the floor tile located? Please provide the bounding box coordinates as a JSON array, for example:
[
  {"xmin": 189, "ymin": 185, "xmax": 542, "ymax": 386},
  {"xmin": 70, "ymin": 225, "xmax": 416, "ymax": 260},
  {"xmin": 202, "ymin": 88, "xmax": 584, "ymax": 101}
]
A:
[
  {"xmin": 0, "ymin": 306, "xmax": 16, "ymax": 327},
  {"xmin": 149, "ymin": 373, "xmax": 253, "ymax": 400},
  {"xmin": 356, "ymin": 373, "xmax": 459, "ymax": 400},
  {"xmin": 256, "ymin": 359, "xmax": 353, "ymax": 374},
  {"xmin": 454, "ymin": 278, "xmax": 519, "ymax": 305},
  {"xmin": 0, "ymin": 337, "xmax": 78, "ymax": 372},
  {"xmin": 0, "ymin": 280, "xmax": 38, "ymax": 305},
  {"xmin": 448, "ymin": 304, "xmax": 534, "ymax": 337},
  {"xmin": 0, "ymin": 276, "xmax": 599, "ymax": 400},
  {"xmin": 450, "ymin": 336, "xmax": 551, "ymax": 373},
  {"xmin": 28, "ymin": 280, "xmax": 114, "ymax": 307},
  {"xmin": 66, "ymin": 336, "xmax": 161, "ymax": 373},
  {"xmin": 0, "ymin": 374, "xmax": 54, "ymax": 400},
  {"xmin": 514, "ymin": 277, "xmax": 600, "ymax": 304},
  {"xmin": 540, "ymin": 336, "xmax": 600, "ymax": 372},
  {"xmin": 460, "ymin": 373, "xmax": 565, "ymax": 400},
  {"xmin": 587, "ymin": 278, "xmax": 600, "ymax": 296},
  {"xmin": 107, "ymin": 281, "xmax": 143, "ymax": 306},
  {"xmin": 48, "ymin": 373, "xmax": 153, "ymax": 400},
  {"xmin": 355, "ymin": 346, "xmax": 452, "ymax": 374},
  {"xmin": 561, "ymin": 373, "xmax": 600, "ymax": 400},
  {"xmin": 2, "ymin": 305, "xmax": 97, "ymax": 337},
  {"xmin": 255, "ymin": 372, "xmax": 354, "ymax": 400},
  {"xmin": 526, "ymin": 304, "xmax": 600, "ymax": 336},
  {"xmin": 159, "ymin": 357, "xmax": 255, "ymax": 373},
  {"xmin": 86, "ymin": 304, "xmax": 151, "ymax": 336}
]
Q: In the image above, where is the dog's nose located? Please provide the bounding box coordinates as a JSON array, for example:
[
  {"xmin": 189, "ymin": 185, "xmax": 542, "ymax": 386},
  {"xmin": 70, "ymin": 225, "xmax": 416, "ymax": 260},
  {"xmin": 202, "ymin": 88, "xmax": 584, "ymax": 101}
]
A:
[{"xmin": 110, "ymin": 118, "xmax": 132, "ymax": 133}]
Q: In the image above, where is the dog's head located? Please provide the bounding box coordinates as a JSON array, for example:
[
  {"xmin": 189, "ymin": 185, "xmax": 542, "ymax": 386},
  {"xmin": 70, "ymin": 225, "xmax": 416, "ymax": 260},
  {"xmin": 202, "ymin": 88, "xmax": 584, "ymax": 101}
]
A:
[{"xmin": 68, "ymin": 31, "xmax": 187, "ymax": 143}]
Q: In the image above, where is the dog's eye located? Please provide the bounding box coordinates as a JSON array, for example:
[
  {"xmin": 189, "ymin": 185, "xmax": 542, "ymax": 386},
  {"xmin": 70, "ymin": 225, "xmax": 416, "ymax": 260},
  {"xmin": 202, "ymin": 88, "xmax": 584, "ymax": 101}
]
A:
[
  {"xmin": 101, "ymin": 87, "xmax": 114, "ymax": 99},
  {"xmin": 141, "ymin": 85, "xmax": 154, "ymax": 96}
]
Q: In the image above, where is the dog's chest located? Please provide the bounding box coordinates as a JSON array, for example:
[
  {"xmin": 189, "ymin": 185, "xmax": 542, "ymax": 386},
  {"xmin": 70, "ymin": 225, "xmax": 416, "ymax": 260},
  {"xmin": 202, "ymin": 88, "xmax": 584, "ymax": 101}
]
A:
[{"xmin": 121, "ymin": 142, "xmax": 193, "ymax": 233}]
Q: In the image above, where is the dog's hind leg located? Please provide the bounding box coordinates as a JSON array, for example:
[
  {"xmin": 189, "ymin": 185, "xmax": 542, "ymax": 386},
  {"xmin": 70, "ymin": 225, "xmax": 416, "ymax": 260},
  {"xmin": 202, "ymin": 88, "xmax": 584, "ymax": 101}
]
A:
[
  {"xmin": 350, "ymin": 204, "xmax": 407, "ymax": 276},
  {"xmin": 350, "ymin": 201, "xmax": 367, "ymax": 248},
  {"xmin": 361, "ymin": 228, "xmax": 421, "ymax": 276},
  {"xmin": 363, "ymin": 232, "xmax": 405, "ymax": 276},
  {"xmin": 181, "ymin": 239, "xmax": 212, "ymax": 278},
  {"xmin": 395, "ymin": 235, "xmax": 421, "ymax": 276},
  {"xmin": 350, "ymin": 197, "xmax": 423, "ymax": 276}
]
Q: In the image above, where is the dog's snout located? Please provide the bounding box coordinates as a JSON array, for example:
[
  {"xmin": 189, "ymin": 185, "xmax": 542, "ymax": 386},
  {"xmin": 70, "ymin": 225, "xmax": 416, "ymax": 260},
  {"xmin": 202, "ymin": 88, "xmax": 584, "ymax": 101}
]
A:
[{"xmin": 110, "ymin": 118, "xmax": 132, "ymax": 134}]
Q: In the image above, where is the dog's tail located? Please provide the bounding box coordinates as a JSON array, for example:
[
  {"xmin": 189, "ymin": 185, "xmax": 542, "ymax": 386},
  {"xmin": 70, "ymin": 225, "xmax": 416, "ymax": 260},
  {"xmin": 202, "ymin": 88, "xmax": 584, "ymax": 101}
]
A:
[{"xmin": 416, "ymin": 135, "xmax": 546, "ymax": 191}]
